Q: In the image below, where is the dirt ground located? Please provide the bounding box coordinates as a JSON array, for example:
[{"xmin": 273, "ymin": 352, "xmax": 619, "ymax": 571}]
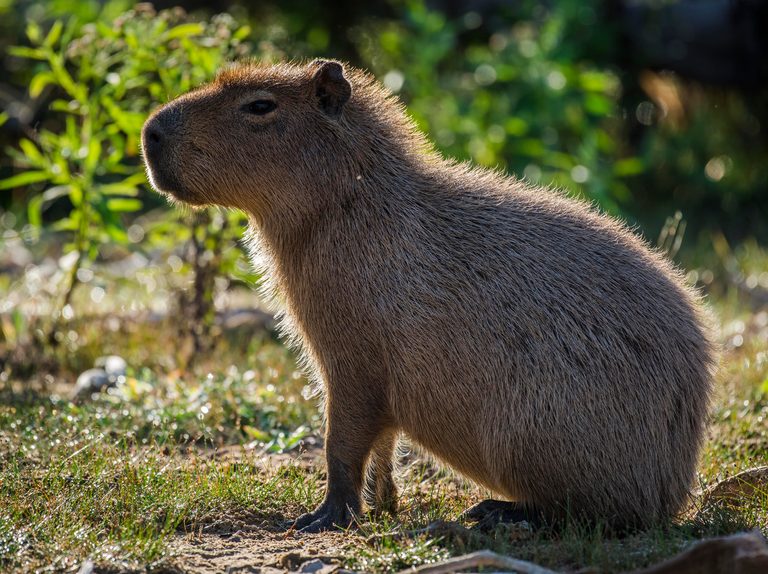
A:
[
  {"xmin": 168, "ymin": 528, "xmax": 357, "ymax": 574},
  {"xmin": 164, "ymin": 444, "xmax": 361, "ymax": 574}
]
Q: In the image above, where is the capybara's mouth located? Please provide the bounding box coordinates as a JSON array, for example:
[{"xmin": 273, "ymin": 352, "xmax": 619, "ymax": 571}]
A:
[
  {"xmin": 142, "ymin": 148, "xmax": 209, "ymax": 207},
  {"xmin": 143, "ymin": 157, "xmax": 187, "ymax": 200}
]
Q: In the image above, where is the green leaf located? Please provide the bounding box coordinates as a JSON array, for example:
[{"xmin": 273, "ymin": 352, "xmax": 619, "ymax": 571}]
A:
[
  {"xmin": 119, "ymin": 171, "xmax": 148, "ymax": 187},
  {"xmin": 514, "ymin": 138, "xmax": 546, "ymax": 158},
  {"xmin": 545, "ymin": 151, "xmax": 574, "ymax": 170},
  {"xmin": 0, "ymin": 171, "xmax": 50, "ymax": 190},
  {"xmin": 101, "ymin": 96, "xmax": 146, "ymax": 135},
  {"xmin": 580, "ymin": 71, "xmax": 615, "ymax": 93},
  {"xmin": 84, "ymin": 135, "xmax": 102, "ymax": 177},
  {"xmin": 233, "ymin": 25, "xmax": 251, "ymax": 41},
  {"xmin": 50, "ymin": 99, "xmax": 79, "ymax": 113},
  {"xmin": 27, "ymin": 194, "xmax": 44, "ymax": 228},
  {"xmin": 613, "ymin": 158, "xmax": 645, "ymax": 177},
  {"xmin": 584, "ymin": 93, "xmax": 612, "ymax": 116},
  {"xmin": 104, "ymin": 221, "xmax": 128, "ymax": 243},
  {"xmin": 99, "ymin": 183, "xmax": 140, "ymax": 196},
  {"xmin": 242, "ymin": 425, "xmax": 270, "ymax": 441},
  {"xmin": 95, "ymin": 21, "xmax": 117, "ymax": 41},
  {"xmin": 9, "ymin": 308, "xmax": 26, "ymax": 345},
  {"xmin": 29, "ymin": 71, "xmax": 56, "ymax": 98},
  {"xmin": 0, "ymin": 112, "xmax": 8, "ymax": 127},
  {"xmin": 165, "ymin": 23, "xmax": 204, "ymax": 40},
  {"xmin": 51, "ymin": 217, "xmax": 79, "ymax": 232},
  {"xmin": 69, "ymin": 184, "xmax": 83, "ymax": 207},
  {"xmin": 504, "ymin": 117, "xmax": 528, "ymax": 137},
  {"xmin": 94, "ymin": 198, "xmax": 130, "ymax": 244},
  {"xmin": 50, "ymin": 55, "xmax": 84, "ymax": 100},
  {"xmin": 26, "ymin": 21, "xmax": 41, "ymax": 44},
  {"xmin": 18, "ymin": 139, "xmax": 44, "ymax": 166},
  {"xmin": 43, "ymin": 21, "xmax": 63, "ymax": 47},
  {"xmin": 105, "ymin": 198, "xmax": 142, "ymax": 212},
  {"xmin": 6, "ymin": 46, "xmax": 47, "ymax": 60},
  {"xmin": 99, "ymin": 172, "xmax": 147, "ymax": 196}
]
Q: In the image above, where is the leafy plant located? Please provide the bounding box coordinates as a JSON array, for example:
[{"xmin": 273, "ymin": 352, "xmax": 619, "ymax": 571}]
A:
[
  {"xmin": 1, "ymin": 5, "xmax": 256, "ymax": 350},
  {"xmin": 355, "ymin": 0, "xmax": 642, "ymax": 215}
]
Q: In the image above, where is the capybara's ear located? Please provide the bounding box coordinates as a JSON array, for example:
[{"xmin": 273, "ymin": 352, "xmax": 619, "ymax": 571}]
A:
[{"xmin": 311, "ymin": 60, "xmax": 351, "ymax": 118}]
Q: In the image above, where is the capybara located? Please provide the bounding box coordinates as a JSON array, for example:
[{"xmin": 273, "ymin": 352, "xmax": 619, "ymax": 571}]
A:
[{"xmin": 142, "ymin": 59, "xmax": 716, "ymax": 532}]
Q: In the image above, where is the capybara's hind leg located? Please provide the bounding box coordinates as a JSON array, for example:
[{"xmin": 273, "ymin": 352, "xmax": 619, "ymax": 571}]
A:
[
  {"xmin": 461, "ymin": 499, "xmax": 543, "ymax": 529},
  {"xmin": 363, "ymin": 432, "xmax": 399, "ymax": 515}
]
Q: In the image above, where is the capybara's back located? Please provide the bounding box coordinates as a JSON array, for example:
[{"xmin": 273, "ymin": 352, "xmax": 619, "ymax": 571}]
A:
[{"xmin": 142, "ymin": 60, "xmax": 716, "ymax": 531}]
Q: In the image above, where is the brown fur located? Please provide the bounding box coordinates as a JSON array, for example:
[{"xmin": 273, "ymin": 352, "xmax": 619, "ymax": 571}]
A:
[{"xmin": 142, "ymin": 59, "xmax": 717, "ymax": 531}]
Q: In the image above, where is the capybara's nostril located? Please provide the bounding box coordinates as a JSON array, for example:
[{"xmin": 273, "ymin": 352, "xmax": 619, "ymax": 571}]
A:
[
  {"xmin": 142, "ymin": 121, "xmax": 165, "ymax": 163},
  {"xmin": 147, "ymin": 127, "xmax": 162, "ymax": 144},
  {"xmin": 143, "ymin": 105, "xmax": 182, "ymax": 156},
  {"xmin": 142, "ymin": 115, "xmax": 172, "ymax": 162},
  {"xmin": 142, "ymin": 107, "xmax": 187, "ymax": 196}
]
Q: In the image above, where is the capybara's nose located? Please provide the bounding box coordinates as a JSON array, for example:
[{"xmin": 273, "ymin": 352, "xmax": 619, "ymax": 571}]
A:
[
  {"xmin": 144, "ymin": 123, "xmax": 163, "ymax": 147},
  {"xmin": 142, "ymin": 106, "xmax": 181, "ymax": 161},
  {"xmin": 142, "ymin": 117, "xmax": 166, "ymax": 162}
]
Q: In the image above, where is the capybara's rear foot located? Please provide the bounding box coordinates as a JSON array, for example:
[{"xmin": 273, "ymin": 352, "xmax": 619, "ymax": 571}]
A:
[
  {"xmin": 292, "ymin": 501, "xmax": 357, "ymax": 533},
  {"xmin": 364, "ymin": 434, "xmax": 399, "ymax": 516},
  {"xmin": 460, "ymin": 499, "xmax": 542, "ymax": 530}
]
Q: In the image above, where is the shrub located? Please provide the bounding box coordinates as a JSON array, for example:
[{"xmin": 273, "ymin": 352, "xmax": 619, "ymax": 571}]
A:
[{"xmin": 1, "ymin": 5, "xmax": 260, "ymax": 355}]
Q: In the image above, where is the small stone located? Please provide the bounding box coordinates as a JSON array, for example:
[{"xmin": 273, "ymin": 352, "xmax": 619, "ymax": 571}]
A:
[
  {"xmin": 72, "ymin": 368, "xmax": 111, "ymax": 399},
  {"xmin": 96, "ymin": 355, "xmax": 127, "ymax": 380},
  {"xmin": 280, "ymin": 552, "xmax": 302, "ymax": 570},
  {"xmin": 298, "ymin": 559, "xmax": 337, "ymax": 574}
]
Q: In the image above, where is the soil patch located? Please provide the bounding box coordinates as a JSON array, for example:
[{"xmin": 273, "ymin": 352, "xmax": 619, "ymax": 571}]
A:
[{"xmin": 168, "ymin": 528, "xmax": 358, "ymax": 574}]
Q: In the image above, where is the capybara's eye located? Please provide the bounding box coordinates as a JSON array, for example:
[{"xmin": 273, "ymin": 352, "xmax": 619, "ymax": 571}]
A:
[{"xmin": 243, "ymin": 100, "xmax": 277, "ymax": 115}]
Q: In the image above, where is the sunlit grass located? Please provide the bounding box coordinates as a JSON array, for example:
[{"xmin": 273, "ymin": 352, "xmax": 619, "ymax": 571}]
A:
[
  {"xmin": 0, "ymin": 411, "xmax": 321, "ymax": 571},
  {"xmin": 1, "ymin": 246, "xmax": 767, "ymax": 572}
]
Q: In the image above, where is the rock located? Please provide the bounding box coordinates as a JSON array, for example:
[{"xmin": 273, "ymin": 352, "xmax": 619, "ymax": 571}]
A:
[
  {"xmin": 298, "ymin": 559, "xmax": 338, "ymax": 574},
  {"xmin": 72, "ymin": 368, "xmax": 111, "ymax": 399},
  {"xmin": 95, "ymin": 355, "xmax": 127, "ymax": 380},
  {"xmin": 279, "ymin": 552, "xmax": 302, "ymax": 570},
  {"xmin": 72, "ymin": 355, "xmax": 129, "ymax": 401},
  {"xmin": 632, "ymin": 530, "xmax": 768, "ymax": 574}
]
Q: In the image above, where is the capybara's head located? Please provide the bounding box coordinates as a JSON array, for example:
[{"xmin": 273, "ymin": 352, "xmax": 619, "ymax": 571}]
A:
[{"xmin": 142, "ymin": 60, "xmax": 359, "ymax": 217}]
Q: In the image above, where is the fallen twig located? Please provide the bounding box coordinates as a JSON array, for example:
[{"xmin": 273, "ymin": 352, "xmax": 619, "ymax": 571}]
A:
[
  {"xmin": 396, "ymin": 550, "xmax": 559, "ymax": 574},
  {"xmin": 395, "ymin": 530, "xmax": 768, "ymax": 574}
]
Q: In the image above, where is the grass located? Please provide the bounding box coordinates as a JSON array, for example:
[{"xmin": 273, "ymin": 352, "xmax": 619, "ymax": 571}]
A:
[
  {"xmin": 1, "ymin": 244, "xmax": 768, "ymax": 572},
  {"xmin": 0, "ymin": 338, "xmax": 323, "ymax": 572}
]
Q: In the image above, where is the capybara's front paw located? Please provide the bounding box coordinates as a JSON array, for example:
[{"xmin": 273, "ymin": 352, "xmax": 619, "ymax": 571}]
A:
[{"xmin": 293, "ymin": 501, "xmax": 356, "ymax": 533}]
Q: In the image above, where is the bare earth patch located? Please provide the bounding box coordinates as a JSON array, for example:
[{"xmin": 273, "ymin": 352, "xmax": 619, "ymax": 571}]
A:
[
  {"xmin": 165, "ymin": 445, "xmax": 356, "ymax": 574},
  {"xmin": 168, "ymin": 529, "xmax": 356, "ymax": 574}
]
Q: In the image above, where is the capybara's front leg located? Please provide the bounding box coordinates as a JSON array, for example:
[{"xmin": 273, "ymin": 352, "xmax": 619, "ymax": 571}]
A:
[{"xmin": 293, "ymin": 394, "xmax": 383, "ymax": 532}]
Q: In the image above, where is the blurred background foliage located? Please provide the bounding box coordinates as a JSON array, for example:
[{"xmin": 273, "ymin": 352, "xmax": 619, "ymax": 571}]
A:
[{"xmin": 0, "ymin": 0, "xmax": 766, "ymax": 372}]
